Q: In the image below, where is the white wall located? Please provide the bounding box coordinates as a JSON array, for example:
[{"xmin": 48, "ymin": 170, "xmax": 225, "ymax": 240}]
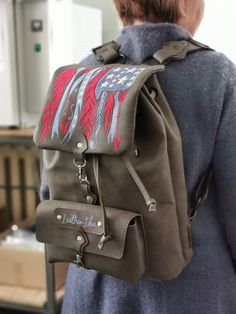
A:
[
  {"xmin": 74, "ymin": 0, "xmax": 120, "ymax": 43},
  {"xmin": 77, "ymin": 0, "xmax": 236, "ymax": 64},
  {"xmin": 196, "ymin": 0, "xmax": 236, "ymax": 64}
]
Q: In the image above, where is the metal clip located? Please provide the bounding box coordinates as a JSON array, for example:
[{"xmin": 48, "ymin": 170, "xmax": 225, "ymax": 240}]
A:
[
  {"xmin": 98, "ymin": 234, "xmax": 111, "ymax": 250},
  {"xmin": 73, "ymin": 253, "xmax": 84, "ymax": 268},
  {"xmin": 73, "ymin": 158, "xmax": 87, "ymax": 181},
  {"xmin": 146, "ymin": 199, "xmax": 157, "ymax": 212},
  {"xmin": 73, "ymin": 157, "xmax": 96, "ymax": 203}
]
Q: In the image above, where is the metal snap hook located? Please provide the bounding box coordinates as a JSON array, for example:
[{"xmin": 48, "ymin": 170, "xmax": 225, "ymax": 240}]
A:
[{"xmin": 73, "ymin": 253, "xmax": 84, "ymax": 268}]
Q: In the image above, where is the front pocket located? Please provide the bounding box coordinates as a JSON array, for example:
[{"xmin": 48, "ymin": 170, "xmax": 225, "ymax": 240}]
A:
[{"xmin": 36, "ymin": 200, "xmax": 147, "ymax": 282}]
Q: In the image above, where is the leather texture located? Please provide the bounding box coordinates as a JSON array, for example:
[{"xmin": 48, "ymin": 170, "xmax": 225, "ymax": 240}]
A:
[
  {"xmin": 153, "ymin": 39, "xmax": 212, "ymax": 65},
  {"xmin": 34, "ymin": 63, "xmax": 192, "ymax": 281},
  {"xmin": 36, "ymin": 200, "xmax": 146, "ymax": 282}
]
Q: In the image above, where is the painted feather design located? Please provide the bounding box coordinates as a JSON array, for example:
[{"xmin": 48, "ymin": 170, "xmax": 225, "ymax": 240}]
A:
[
  {"xmin": 39, "ymin": 67, "xmax": 77, "ymax": 144},
  {"xmin": 107, "ymin": 92, "xmax": 120, "ymax": 143},
  {"xmin": 112, "ymin": 91, "xmax": 127, "ymax": 150},
  {"xmin": 79, "ymin": 68, "xmax": 111, "ymax": 141},
  {"xmin": 104, "ymin": 93, "xmax": 115, "ymax": 136},
  {"xmin": 62, "ymin": 68, "xmax": 102, "ymax": 142},
  {"xmin": 51, "ymin": 67, "xmax": 85, "ymax": 139},
  {"xmin": 108, "ymin": 91, "xmax": 127, "ymax": 149},
  {"xmin": 60, "ymin": 101, "xmax": 75, "ymax": 136},
  {"xmin": 40, "ymin": 65, "xmax": 144, "ymax": 151},
  {"xmin": 118, "ymin": 90, "xmax": 127, "ymax": 104},
  {"xmin": 89, "ymin": 91, "xmax": 108, "ymax": 149},
  {"xmin": 68, "ymin": 68, "xmax": 92, "ymax": 97}
]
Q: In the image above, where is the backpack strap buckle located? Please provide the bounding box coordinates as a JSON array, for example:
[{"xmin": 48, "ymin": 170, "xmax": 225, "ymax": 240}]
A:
[
  {"xmin": 92, "ymin": 41, "xmax": 126, "ymax": 64},
  {"xmin": 153, "ymin": 40, "xmax": 212, "ymax": 65}
]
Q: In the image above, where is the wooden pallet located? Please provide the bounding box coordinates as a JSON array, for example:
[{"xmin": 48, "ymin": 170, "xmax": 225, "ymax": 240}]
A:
[{"xmin": 0, "ymin": 143, "xmax": 40, "ymax": 224}]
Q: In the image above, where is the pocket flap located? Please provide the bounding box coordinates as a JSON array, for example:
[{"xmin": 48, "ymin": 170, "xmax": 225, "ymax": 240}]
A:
[{"xmin": 36, "ymin": 200, "xmax": 142, "ymax": 260}]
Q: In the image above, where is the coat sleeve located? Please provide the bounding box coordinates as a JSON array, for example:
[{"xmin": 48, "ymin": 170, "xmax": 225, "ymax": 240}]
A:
[{"xmin": 213, "ymin": 63, "xmax": 236, "ymax": 262}]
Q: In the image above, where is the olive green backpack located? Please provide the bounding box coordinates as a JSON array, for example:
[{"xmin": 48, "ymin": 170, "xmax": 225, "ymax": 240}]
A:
[{"xmin": 34, "ymin": 39, "xmax": 212, "ymax": 282}]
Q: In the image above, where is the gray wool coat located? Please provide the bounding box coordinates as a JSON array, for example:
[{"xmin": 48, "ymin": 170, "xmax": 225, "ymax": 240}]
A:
[{"xmin": 41, "ymin": 23, "xmax": 236, "ymax": 314}]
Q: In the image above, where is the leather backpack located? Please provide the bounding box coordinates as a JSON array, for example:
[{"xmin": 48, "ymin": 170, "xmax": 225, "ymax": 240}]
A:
[{"xmin": 34, "ymin": 39, "xmax": 212, "ymax": 282}]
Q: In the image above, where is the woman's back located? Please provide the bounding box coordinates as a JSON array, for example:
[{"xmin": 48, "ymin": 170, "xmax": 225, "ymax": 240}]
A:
[{"xmin": 60, "ymin": 22, "xmax": 236, "ymax": 314}]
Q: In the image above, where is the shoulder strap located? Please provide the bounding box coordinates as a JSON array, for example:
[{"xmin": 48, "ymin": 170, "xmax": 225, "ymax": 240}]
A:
[
  {"xmin": 153, "ymin": 39, "xmax": 213, "ymax": 65},
  {"xmin": 189, "ymin": 165, "xmax": 213, "ymax": 222},
  {"xmin": 93, "ymin": 39, "xmax": 212, "ymax": 65},
  {"xmin": 92, "ymin": 41, "xmax": 126, "ymax": 64}
]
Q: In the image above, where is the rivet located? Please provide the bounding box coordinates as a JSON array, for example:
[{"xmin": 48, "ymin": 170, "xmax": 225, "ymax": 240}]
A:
[
  {"xmin": 77, "ymin": 236, "xmax": 82, "ymax": 241},
  {"xmin": 86, "ymin": 196, "xmax": 92, "ymax": 202},
  {"xmin": 56, "ymin": 214, "xmax": 62, "ymax": 220},
  {"xmin": 97, "ymin": 221, "xmax": 102, "ymax": 227},
  {"xmin": 77, "ymin": 142, "xmax": 83, "ymax": 149}
]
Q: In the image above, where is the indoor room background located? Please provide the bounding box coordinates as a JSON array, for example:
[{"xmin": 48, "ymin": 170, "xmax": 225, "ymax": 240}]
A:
[{"xmin": 0, "ymin": 0, "xmax": 235, "ymax": 313}]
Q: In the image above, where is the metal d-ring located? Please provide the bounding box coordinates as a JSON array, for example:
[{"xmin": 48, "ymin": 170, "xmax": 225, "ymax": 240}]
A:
[{"xmin": 73, "ymin": 158, "xmax": 87, "ymax": 168}]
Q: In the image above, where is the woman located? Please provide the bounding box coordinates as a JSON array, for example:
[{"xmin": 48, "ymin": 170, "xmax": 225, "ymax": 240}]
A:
[{"xmin": 41, "ymin": 0, "xmax": 236, "ymax": 313}]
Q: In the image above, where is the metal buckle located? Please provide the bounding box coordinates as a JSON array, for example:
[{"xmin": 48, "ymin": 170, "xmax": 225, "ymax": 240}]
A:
[
  {"xmin": 92, "ymin": 41, "xmax": 120, "ymax": 55},
  {"xmin": 92, "ymin": 41, "xmax": 126, "ymax": 64}
]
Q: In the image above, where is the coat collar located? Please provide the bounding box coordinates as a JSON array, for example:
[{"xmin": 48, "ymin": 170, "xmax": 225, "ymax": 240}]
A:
[{"xmin": 116, "ymin": 23, "xmax": 192, "ymax": 64}]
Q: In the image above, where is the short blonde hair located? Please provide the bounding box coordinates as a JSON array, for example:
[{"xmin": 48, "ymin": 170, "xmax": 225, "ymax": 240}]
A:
[{"xmin": 113, "ymin": 0, "xmax": 186, "ymax": 26}]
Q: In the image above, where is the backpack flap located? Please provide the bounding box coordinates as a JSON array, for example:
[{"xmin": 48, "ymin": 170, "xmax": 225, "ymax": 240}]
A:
[
  {"xmin": 34, "ymin": 64, "xmax": 164, "ymax": 155},
  {"xmin": 36, "ymin": 200, "xmax": 147, "ymax": 281}
]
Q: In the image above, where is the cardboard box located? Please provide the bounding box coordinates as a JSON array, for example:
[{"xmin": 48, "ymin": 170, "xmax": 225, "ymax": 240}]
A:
[{"xmin": 0, "ymin": 226, "xmax": 68, "ymax": 289}]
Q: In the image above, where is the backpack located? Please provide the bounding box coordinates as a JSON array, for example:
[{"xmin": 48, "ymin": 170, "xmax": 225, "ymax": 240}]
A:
[{"xmin": 34, "ymin": 39, "xmax": 212, "ymax": 282}]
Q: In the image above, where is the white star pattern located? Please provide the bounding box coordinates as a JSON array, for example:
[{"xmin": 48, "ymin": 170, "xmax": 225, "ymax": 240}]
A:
[
  {"xmin": 107, "ymin": 74, "xmax": 115, "ymax": 79},
  {"xmin": 101, "ymin": 81, "xmax": 109, "ymax": 88},
  {"xmin": 95, "ymin": 66, "xmax": 146, "ymax": 96},
  {"xmin": 126, "ymin": 82, "xmax": 133, "ymax": 87},
  {"xmin": 118, "ymin": 76, "xmax": 128, "ymax": 84},
  {"xmin": 127, "ymin": 68, "xmax": 137, "ymax": 73}
]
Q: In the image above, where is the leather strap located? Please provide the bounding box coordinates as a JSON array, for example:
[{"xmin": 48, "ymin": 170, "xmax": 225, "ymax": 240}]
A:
[
  {"xmin": 92, "ymin": 41, "xmax": 125, "ymax": 64},
  {"xmin": 92, "ymin": 155, "xmax": 111, "ymax": 249},
  {"xmin": 153, "ymin": 39, "xmax": 212, "ymax": 65},
  {"xmin": 153, "ymin": 39, "xmax": 214, "ymax": 220},
  {"xmin": 122, "ymin": 155, "xmax": 157, "ymax": 212},
  {"xmin": 189, "ymin": 166, "xmax": 213, "ymax": 221}
]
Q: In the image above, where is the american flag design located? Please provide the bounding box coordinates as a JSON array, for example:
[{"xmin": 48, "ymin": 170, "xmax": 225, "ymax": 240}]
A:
[{"xmin": 39, "ymin": 65, "xmax": 145, "ymax": 150}]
